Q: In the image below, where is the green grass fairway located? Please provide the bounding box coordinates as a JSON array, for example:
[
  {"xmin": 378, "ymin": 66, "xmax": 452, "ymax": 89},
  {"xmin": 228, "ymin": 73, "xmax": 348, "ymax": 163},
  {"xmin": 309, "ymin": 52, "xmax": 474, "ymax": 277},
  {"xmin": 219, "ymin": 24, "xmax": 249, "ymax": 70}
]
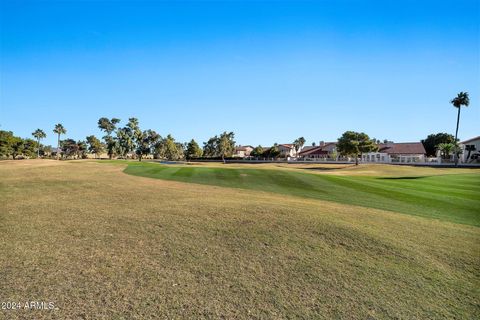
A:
[
  {"xmin": 123, "ymin": 161, "xmax": 480, "ymax": 226},
  {"xmin": 1, "ymin": 160, "xmax": 479, "ymax": 319}
]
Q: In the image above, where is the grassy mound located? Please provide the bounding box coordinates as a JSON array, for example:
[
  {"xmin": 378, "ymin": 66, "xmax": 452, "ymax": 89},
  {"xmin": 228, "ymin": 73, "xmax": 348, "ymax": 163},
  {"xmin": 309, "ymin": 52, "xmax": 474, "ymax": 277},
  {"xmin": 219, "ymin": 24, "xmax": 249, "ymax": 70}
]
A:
[{"xmin": 1, "ymin": 160, "xmax": 478, "ymax": 319}]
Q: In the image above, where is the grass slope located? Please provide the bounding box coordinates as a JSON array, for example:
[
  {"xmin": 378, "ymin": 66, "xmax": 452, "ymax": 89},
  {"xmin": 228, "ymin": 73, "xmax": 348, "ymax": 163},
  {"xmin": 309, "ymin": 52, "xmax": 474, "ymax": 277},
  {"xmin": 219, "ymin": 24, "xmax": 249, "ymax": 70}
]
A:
[
  {"xmin": 122, "ymin": 161, "xmax": 480, "ymax": 227},
  {"xmin": 1, "ymin": 160, "xmax": 479, "ymax": 319}
]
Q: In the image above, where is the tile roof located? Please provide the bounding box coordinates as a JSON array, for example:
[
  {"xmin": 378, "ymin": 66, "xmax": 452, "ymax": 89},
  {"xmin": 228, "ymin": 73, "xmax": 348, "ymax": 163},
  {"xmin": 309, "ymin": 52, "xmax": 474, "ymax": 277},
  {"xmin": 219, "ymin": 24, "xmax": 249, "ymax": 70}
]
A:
[
  {"xmin": 301, "ymin": 146, "xmax": 316, "ymax": 152},
  {"xmin": 299, "ymin": 146, "xmax": 329, "ymax": 156},
  {"xmin": 377, "ymin": 142, "xmax": 426, "ymax": 155}
]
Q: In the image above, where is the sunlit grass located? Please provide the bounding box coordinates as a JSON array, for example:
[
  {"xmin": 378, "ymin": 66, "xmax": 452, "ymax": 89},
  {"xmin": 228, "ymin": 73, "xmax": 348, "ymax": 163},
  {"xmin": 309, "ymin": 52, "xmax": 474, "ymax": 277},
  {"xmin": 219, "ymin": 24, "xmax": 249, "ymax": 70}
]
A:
[
  {"xmin": 121, "ymin": 161, "xmax": 480, "ymax": 226},
  {"xmin": 1, "ymin": 160, "xmax": 478, "ymax": 319}
]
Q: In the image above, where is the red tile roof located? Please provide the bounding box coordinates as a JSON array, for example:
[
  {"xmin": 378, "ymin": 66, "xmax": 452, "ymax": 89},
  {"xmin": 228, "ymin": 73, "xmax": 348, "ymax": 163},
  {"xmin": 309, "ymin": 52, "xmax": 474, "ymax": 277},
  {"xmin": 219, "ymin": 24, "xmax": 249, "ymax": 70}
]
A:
[
  {"xmin": 300, "ymin": 146, "xmax": 316, "ymax": 152},
  {"xmin": 377, "ymin": 142, "xmax": 426, "ymax": 155},
  {"xmin": 299, "ymin": 146, "xmax": 329, "ymax": 156}
]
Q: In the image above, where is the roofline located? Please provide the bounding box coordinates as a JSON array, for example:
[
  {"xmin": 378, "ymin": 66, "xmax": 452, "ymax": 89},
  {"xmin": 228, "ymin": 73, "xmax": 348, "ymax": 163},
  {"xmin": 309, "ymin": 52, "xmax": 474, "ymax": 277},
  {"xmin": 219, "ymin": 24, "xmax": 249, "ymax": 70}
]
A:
[
  {"xmin": 460, "ymin": 136, "xmax": 480, "ymax": 144},
  {"xmin": 379, "ymin": 142, "xmax": 423, "ymax": 145}
]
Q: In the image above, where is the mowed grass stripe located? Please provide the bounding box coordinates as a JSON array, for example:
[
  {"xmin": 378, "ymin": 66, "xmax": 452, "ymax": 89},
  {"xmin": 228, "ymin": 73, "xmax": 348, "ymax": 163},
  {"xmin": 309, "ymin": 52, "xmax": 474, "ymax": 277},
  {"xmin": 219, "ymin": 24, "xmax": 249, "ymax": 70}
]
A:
[
  {"xmin": 324, "ymin": 175, "xmax": 478, "ymax": 222},
  {"xmin": 122, "ymin": 162, "xmax": 480, "ymax": 226},
  {"xmin": 376, "ymin": 175, "xmax": 480, "ymax": 194},
  {"xmin": 335, "ymin": 175, "xmax": 480, "ymax": 204}
]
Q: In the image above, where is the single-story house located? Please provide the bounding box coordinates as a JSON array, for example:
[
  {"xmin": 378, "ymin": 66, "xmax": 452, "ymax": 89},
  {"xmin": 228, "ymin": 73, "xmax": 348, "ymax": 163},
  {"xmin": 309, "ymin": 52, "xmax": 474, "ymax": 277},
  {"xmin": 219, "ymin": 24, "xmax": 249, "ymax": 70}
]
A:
[
  {"xmin": 298, "ymin": 141, "xmax": 337, "ymax": 160},
  {"xmin": 361, "ymin": 142, "xmax": 426, "ymax": 163},
  {"xmin": 460, "ymin": 136, "xmax": 480, "ymax": 163},
  {"xmin": 234, "ymin": 145, "xmax": 254, "ymax": 158}
]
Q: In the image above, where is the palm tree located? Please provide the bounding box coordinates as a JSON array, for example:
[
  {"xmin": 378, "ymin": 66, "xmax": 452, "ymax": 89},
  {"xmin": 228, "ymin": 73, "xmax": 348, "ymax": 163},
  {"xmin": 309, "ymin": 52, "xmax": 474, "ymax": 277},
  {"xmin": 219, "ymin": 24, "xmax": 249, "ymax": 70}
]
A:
[
  {"xmin": 437, "ymin": 143, "xmax": 454, "ymax": 161},
  {"xmin": 32, "ymin": 129, "xmax": 46, "ymax": 158},
  {"xmin": 293, "ymin": 137, "xmax": 306, "ymax": 158},
  {"xmin": 451, "ymin": 92, "xmax": 470, "ymax": 165},
  {"xmin": 53, "ymin": 123, "xmax": 67, "ymax": 160}
]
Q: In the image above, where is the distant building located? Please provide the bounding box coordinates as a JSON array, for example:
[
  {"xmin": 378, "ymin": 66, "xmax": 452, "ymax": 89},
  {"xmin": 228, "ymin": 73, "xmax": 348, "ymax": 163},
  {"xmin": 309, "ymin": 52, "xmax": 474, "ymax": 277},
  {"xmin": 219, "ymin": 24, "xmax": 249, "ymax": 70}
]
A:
[
  {"xmin": 299, "ymin": 141, "xmax": 337, "ymax": 160},
  {"xmin": 234, "ymin": 145, "xmax": 254, "ymax": 158},
  {"xmin": 460, "ymin": 136, "xmax": 480, "ymax": 163},
  {"xmin": 278, "ymin": 144, "xmax": 298, "ymax": 158},
  {"xmin": 361, "ymin": 142, "xmax": 426, "ymax": 163}
]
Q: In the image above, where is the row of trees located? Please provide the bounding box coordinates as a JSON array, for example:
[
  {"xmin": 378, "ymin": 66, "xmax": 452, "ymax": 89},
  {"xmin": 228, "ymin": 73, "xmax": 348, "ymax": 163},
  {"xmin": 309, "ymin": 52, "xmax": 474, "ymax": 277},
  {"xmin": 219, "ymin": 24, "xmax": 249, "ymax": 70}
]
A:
[
  {"xmin": 1, "ymin": 126, "xmax": 466, "ymax": 165},
  {"xmin": 0, "ymin": 92, "xmax": 471, "ymax": 163},
  {"xmin": 0, "ymin": 128, "xmax": 104, "ymax": 160},
  {"xmin": 0, "ymin": 117, "xmax": 238, "ymax": 161},
  {"xmin": 97, "ymin": 118, "xmax": 237, "ymax": 161},
  {"xmin": 96, "ymin": 117, "xmax": 194, "ymax": 161},
  {"xmin": 0, "ymin": 131, "xmax": 41, "ymax": 160},
  {"xmin": 0, "ymin": 125, "xmax": 466, "ymax": 164}
]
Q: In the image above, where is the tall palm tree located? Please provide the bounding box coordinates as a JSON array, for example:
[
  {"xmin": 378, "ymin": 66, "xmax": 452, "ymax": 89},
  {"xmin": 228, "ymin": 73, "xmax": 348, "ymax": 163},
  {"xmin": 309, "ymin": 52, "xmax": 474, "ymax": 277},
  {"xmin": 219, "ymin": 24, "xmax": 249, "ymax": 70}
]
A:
[
  {"xmin": 451, "ymin": 92, "xmax": 470, "ymax": 166},
  {"xmin": 32, "ymin": 129, "xmax": 47, "ymax": 158},
  {"xmin": 53, "ymin": 123, "xmax": 67, "ymax": 160}
]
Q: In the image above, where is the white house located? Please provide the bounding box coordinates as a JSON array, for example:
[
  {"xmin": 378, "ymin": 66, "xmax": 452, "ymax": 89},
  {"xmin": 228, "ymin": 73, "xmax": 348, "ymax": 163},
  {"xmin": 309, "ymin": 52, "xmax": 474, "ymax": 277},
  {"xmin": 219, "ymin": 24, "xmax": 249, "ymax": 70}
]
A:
[
  {"xmin": 234, "ymin": 145, "xmax": 254, "ymax": 158},
  {"xmin": 278, "ymin": 144, "xmax": 298, "ymax": 158},
  {"xmin": 361, "ymin": 142, "xmax": 426, "ymax": 163},
  {"xmin": 460, "ymin": 136, "xmax": 480, "ymax": 163}
]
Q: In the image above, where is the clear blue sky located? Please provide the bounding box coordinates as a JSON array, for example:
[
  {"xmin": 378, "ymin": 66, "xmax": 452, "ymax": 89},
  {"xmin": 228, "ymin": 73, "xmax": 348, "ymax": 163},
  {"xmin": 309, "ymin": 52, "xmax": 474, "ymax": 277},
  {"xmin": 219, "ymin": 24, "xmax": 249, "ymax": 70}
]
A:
[{"xmin": 1, "ymin": 0, "xmax": 478, "ymax": 147}]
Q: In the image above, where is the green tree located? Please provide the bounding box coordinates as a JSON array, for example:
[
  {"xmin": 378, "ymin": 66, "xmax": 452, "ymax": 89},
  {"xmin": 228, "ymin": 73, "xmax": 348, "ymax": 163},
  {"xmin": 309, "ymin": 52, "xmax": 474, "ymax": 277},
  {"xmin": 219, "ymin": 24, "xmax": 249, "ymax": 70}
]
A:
[
  {"xmin": 264, "ymin": 143, "xmax": 281, "ymax": 159},
  {"xmin": 185, "ymin": 139, "xmax": 203, "ymax": 160},
  {"xmin": 451, "ymin": 92, "xmax": 470, "ymax": 166},
  {"xmin": 86, "ymin": 135, "xmax": 104, "ymax": 159},
  {"xmin": 60, "ymin": 139, "xmax": 79, "ymax": 159},
  {"xmin": 155, "ymin": 134, "xmax": 183, "ymax": 160},
  {"xmin": 437, "ymin": 143, "xmax": 454, "ymax": 160},
  {"xmin": 98, "ymin": 117, "xmax": 121, "ymax": 135},
  {"xmin": 136, "ymin": 130, "xmax": 160, "ymax": 161},
  {"xmin": 77, "ymin": 140, "xmax": 88, "ymax": 158},
  {"xmin": 203, "ymin": 136, "xmax": 218, "ymax": 157},
  {"xmin": 250, "ymin": 145, "xmax": 264, "ymax": 158},
  {"xmin": 0, "ymin": 130, "xmax": 16, "ymax": 159},
  {"xmin": 293, "ymin": 137, "xmax": 306, "ymax": 157},
  {"xmin": 421, "ymin": 133, "xmax": 455, "ymax": 157},
  {"xmin": 53, "ymin": 123, "xmax": 67, "ymax": 160},
  {"xmin": 32, "ymin": 129, "xmax": 47, "ymax": 158},
  {"xmin": 98, "ymin": 117, "xmax": 120, "ymax": 159},
  {"xmin": 116, "ymin": 127, "xmax": 135, "ymax": 159},
  {"xmin": 127, "ymin": 117, "xmax": 142, "ymax": 159},
  {"xmin": 23, "ymin": 138, "xmax": 38, "ymax": 158},
  {"xmin": 337, "ymin": 131, "xmax": 377, "ymax": 165},
  {"xmin": 217, "ymin": 131, "xmax": 235, "ymax": 162},
  {"xmin": 11, "ymin": 136, "xmax": 25, "ymax": 160},
  {"xmin": 175, "ymin": 142, "xmax": 185, "ymax": 160},
  {"xmin": 114, "ymin": 117, "xmax": 142, "ymax": 159}
]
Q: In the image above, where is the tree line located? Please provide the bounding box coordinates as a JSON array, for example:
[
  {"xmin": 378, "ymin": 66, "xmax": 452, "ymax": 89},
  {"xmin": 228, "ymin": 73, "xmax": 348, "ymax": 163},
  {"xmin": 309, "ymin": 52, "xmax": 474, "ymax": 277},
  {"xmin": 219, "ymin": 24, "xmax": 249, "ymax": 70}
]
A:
[
  {"xmin": 0, "ymin": 117, "xmax": 237, "ymax": 161},
  {"xmin": 0, "ymin": 125, "xmax": 466, "ymax": 164},
  {"xmin": 0, "ymin": 91, "xmax": 471, "ymax": 163}
]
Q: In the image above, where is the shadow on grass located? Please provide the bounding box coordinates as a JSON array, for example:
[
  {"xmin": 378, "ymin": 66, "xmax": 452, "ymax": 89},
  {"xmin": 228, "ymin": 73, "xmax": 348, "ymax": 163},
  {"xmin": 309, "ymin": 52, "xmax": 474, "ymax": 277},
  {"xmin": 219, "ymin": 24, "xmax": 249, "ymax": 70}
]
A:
[
  {"xmin": 378, "ymin": 176, "xmax": 428, "ymax": 180},
  {"xmin": 299, "ymin": 167, "xmax": 340, "ymax": 171}
]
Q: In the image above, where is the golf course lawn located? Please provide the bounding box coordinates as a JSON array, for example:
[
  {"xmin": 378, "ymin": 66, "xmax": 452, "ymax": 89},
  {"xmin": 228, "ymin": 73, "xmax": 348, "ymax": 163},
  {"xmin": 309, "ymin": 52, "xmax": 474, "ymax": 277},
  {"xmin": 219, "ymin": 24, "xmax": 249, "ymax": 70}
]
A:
[
  {"xmin": 1, "ymin": 160, "xmax": 479, "ymax": 319},
  {"xmin": 123, "ymin": 161, "xmax": 480, "ymax": 226}
]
